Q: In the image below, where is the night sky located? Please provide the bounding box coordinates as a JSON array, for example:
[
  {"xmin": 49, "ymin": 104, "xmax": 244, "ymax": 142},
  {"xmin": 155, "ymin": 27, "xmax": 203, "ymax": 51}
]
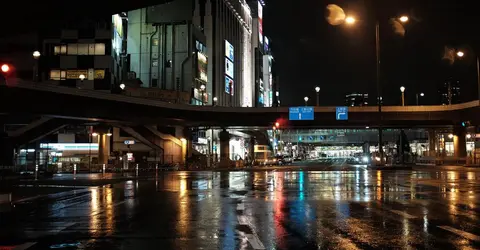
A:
[
  {"xmin": 264, "ymin": 0, "xmax": 479, "ymax": 106},
  {"xmin": 2, "ymin": 0, "xmax": 479, "ymax": 107}
]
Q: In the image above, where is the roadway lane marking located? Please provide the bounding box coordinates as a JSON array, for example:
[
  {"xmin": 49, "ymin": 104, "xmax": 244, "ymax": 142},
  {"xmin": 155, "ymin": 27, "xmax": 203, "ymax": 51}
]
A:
[
  {"xmin": 438, "ymin": 226, "xmax": 480, "ymax": 241},
  {"xmin": 90, "ymin": 200, "xmax": 127, "ymax": 216},
  {"xmin": 237, "ymin": 215, "xmax": 265, "ymax": 250},
  {"xmin": 389, "ymin": 210, "xmax": 417, "ymax": 219},
  {"xmin": 237, "ymin": 203, "xmax": 244, "ymax": 211},
  {"xmin": 246, "ymin": 233, "xmax": 266, "ymax": 250},
  {"xmin": 12, "ymin": 242, "xmax": 37, "ymax": 250}
]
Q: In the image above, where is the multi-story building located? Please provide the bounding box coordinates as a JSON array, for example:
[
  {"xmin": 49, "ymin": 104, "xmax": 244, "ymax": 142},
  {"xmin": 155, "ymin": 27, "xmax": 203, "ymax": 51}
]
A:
[
  {"xmin": 41, "ymin": 17, "xmax": 124, "ymax": 91},
  {"xmin": 123, "ymin": 0, "xmax": 254, "ymax": 107},
  {"xmin": 439, "ymin": 77, "xmax": 461, "ymax": 105},
  {"xmin": 345, "ymin": 93, "xmax": 369, "ymax": 107}
]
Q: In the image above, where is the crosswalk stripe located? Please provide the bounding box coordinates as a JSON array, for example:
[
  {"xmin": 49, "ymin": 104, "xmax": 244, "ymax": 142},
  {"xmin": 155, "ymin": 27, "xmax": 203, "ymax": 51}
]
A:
[{"xmin": 438, "ymin": 225, "xmax": 480, "ymax": 241}]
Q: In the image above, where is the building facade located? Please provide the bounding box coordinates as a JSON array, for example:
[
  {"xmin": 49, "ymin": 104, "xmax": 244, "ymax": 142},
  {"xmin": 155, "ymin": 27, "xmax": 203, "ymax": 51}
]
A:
[
  {"xmin": 41, "ymin": 18, "xmax": 123, "ymax": 90},
  {"xmin": 345, "ymin": 93, "xmax": 369, "ymax": 107},
  {"xmin": 439, "ymin": 77, "xmax": 461, "ymax": 105}
]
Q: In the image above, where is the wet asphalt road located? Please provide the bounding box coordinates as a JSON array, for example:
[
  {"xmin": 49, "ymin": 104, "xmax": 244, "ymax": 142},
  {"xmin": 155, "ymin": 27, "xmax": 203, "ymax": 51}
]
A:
[{"xmin": 2, "ymin": 162, "xmax": 480, "ymax": 249}]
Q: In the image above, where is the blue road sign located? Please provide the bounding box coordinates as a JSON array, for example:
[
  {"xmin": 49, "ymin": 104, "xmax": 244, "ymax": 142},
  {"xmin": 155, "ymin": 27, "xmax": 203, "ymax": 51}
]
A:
[
  {"xmin": 289, "ymin": 107, "xmax": 314, "ymax": 121},
  {"xmin": 336, "ymin": 106, "xmax": 348, "ymax": 120}
]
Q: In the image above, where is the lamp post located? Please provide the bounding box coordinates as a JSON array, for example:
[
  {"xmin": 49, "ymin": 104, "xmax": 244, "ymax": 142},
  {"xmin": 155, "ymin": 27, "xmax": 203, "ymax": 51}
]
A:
[
  {"xmin": 32, "ymin": 51, "xmax": 41, "ymax": 82},
  {"xmin": 79, "ymin": 74, "xmax": 86, "ymax": 82},
  {"xmin": 400, "ymin": 86, "xmax": 406, "ymax": 106},
  {"xmin": 342, "ymin": 14, "xmax": 409, "ymax": 165},
  {"xmin": 416, "ymin": 92, "xmax": 424, "ymax": 105},
  {"xmin": 456, "ymin": 50, "xmax": 480, "ymax": 101},
  {"xmin": 304, "ymin": 96, "xmax": 309, "ymax": 106},
  {"xmin": 315, "ymin": 86, "xmax": 320, "ymax": 106},
  {"xmin": 213, "ymin": 97, "xmax": 218, "ymax": 106},
  {"xmin": 200, "ymin": 84, "xmax": 206, "ymax": 106}
]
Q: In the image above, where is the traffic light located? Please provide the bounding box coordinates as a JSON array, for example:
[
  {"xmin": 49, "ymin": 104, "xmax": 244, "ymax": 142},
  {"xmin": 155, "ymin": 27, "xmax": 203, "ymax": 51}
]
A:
[
  {"xmin": 0, "ymin": 63, "xmax": 14, "ymax": 85},
  {"xmin": 1, "ymin": 64, "xmax": 10, "ymax": 73}
]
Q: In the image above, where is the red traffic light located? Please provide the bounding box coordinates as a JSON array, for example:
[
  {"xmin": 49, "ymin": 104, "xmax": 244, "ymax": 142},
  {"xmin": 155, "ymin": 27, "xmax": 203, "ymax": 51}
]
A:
[{"xmin": 1, "ymin": 64, "xmax": 10, "ymax": 73}]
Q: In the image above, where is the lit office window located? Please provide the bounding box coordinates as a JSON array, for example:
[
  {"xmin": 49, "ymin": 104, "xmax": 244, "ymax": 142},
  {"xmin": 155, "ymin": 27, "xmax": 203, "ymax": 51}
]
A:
[
  {"xmin": 54, "ymin": 45, "xmax": 67, "ymax": 55},
  {"xmin": 77, "ymin": 44, "xmax": 89, "ymax": 55},
  {"xmin": 50, "ymin": 70, "xmax": 66, "ymax": 80},
  {"xmin": 67, "ymin": 44, "xmax": 78, "ymax": 55},
  {"xmin": 94, "ymin": 43, "xmax": 105, "ymax": 55}
]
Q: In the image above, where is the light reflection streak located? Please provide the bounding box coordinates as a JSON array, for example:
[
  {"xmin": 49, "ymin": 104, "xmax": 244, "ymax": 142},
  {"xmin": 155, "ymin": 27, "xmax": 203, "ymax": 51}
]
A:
[
  {"xmin": 89, "ymin": 188, "xmax": 99, "ymax": 234},
  {"xmin": 105, "ymin": 188, "xmax": 114, "ymax": 235},
  {"xmin": 177, "ymin": 177, "xmax": 189, "ymax": 237}
]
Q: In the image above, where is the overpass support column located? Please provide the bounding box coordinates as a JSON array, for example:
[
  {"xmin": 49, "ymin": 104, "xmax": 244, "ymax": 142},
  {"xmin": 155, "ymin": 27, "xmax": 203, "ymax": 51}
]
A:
[
  {"xmin": 98, "ymin": 134, "xmax": 110, "ymax": 165},
  {"xmin": 453, "ymin": 127, "xmax": 467, "ymax": 158},
  {"xmin": 428, "ymin": 129, "xmax": 436, "ymax": 157},
  {"xmin": 219, "ymin": 129, "xmax": 231, "ymax": 167}
]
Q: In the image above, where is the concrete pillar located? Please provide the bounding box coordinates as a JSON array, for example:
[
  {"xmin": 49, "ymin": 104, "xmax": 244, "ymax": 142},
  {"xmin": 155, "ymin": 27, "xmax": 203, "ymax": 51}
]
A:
[
  {"xmin": 219, "ymin": 129, "xmax": 230, "ymax": 166},
  {"xmin": 428, "ymin": 129, "xmax": 436, "ymax": 157},
  {"xmin": 249, "ymin": 136, "xmax": 255, "ymax": 163},
  {"xmin": 453, "ymin": 127, "xmax": 467, "ymax": 158},
  {"xmin": 98, "ymin": 134, "xmax": 110, "ymax": 165}
]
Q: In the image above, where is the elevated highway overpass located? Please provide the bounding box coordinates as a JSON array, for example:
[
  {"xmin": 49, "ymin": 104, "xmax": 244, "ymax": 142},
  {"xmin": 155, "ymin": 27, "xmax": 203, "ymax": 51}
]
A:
[{"xmin": 1, "ymin": 81, "xmax": 479, "ymax": 128}]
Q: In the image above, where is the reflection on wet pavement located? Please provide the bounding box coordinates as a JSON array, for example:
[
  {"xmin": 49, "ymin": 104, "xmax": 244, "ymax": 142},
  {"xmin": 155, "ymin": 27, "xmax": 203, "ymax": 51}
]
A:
[{"xmin": 2, "ymin": 169, "xmax": 480, "ymax": 249}]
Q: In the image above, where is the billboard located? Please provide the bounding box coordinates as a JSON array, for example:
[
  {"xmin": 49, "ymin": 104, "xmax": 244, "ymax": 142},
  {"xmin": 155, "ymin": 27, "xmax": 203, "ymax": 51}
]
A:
[
  {"xmin": 258, "ymin": 1, "xmax": 263, "ymax": 45},
  {"xmin": 196, "ymin": 52, "xmax": 208, "ymax": 82},
  {"xmin": 225, "ymin": 40, "xmax": 234, "ymax": 61},
  {"xmin": 225, "ymin": 76, "xmax": 234, "ymax": 95},
  {"xmin": 225, "ymin": 58, "xmax": 234, "ymax": 78}
]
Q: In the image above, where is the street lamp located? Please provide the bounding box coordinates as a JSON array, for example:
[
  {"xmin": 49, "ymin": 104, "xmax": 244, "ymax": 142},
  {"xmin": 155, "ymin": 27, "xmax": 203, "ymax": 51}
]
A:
[
  {"xmin": 345, "ymin": 16, "xmax": 356, "ymax": 24},
  {"xmin": 399, "ymin": 16, "xmax": 409, "ymax": 23},
  {"xmin": 416, "ymin": 92, "xmax": 424, "ymax": 105},
  {"xmin": 315, "ymin": 86, "xmax": 320, "ymax": 106},
  {"xmin": 304, "ymin": 96, "xmax": 309, "ymax": 106},
  {"xmin": 455, "ymin": 50, "xmax": 480, "ymax": 101},
  {"xmin": 119, "ymin": 83, "xmax": 126, "ymax": 90},
  {"xmin": 338, "ymin": 13, "xmax": 409, "ymax": 165},
  {"xmin": 200, "ymin": 84, "xmax": 206, "ymax": 106},
  {"xmin": 448, "ymin": 133, "xmax": 454, "ymax": 139},
  {"xmin": 400, "ymin": 86, "xmax": 406, "ymax": 106},
  {"xmin": 213, "ymin": 97, "xmax": 218, "ymax": 106},
  {"xmin": 32, "ymin": 51, "xmax": 41, "ymax": 82},
  {"xmin": 79, "ymin": 74, "xmax": 86, "ymax": 82}
]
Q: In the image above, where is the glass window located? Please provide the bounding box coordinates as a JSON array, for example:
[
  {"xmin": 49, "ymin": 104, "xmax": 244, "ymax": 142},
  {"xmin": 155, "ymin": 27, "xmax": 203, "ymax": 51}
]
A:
[
  {"xmin": 60, "ymin": 45, "xmax": 67, "ymax": 55},
  {"xmin": 77, "ymin": 44, "xmax": 88, "ymax": 55},
  {"xmin": 88, "ymin": 44, "xmax": 95, "ymax": 55},
  {"xmin": 94, "ymin": 43, "xmax": 105, "ymax": 55},
  {"xmin": 50, "ymin": 70, "xmax": 66, "ymax": 80},
  {"xmin": 50, "ymin": 70, "xmax": 61, "ymax": 80},
  {"xmin": 67, "ymin": 44, "xmax": 78, "ymax": 55},
  {"xmin": 54, "ymin": 45, "xmax": 67, "ymax": 55}
]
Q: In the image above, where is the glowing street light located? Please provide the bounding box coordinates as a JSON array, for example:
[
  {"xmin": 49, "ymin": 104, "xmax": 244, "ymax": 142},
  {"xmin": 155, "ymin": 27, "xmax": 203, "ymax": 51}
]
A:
[
  {"xmin": 448, "ymin": 133, "xmax": 454, "ymax": 139},
  {"xmin": 304, "ymin": 96, "xmax": 309, "ymax": 106},
  {"xmin": 92, "ymin": 132, "xmax": 98, "ymax": 137},
  {"xmin": 400, "ymin": 86, "xmax": 405, "ymax": 106},
  {"xmin": 79, "ymin": 74, "xmax": 86, "ymax": 82},
  {"xmin": 1, "ymin": 64, "xmax": 10, "ymax": 73},
  {"xmin": 119, "ymin": 83, "xmax": 126, "ymax": 90},
  {"xmin": 315, "ymin": 86, "xmax": 320, "ymax": 106},
  {"xmin": 416, "ymin": 92, "xmax": 425, "ymax": 105},
  {"xmin": 345, "ymin": 16, "xmax": 356, "ymax": 24},
  {"xmin": 456, "ymin": 51, "xmax": 464, "ymax": 58},
  {"xmin": 399, "ymin": 16, "xmax": 409, "ymax": 23}
]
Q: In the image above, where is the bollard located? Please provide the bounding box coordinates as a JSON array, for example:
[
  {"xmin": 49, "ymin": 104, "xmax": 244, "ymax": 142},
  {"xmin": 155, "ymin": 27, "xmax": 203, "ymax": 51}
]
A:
[
  {"xmin": 155, "ymin": 163, "xmax": 158, "ymax": 170},
  {"xmin": 35, "ymin": 164, "xmax": 38, "ymax": 180},
  {"xmin": 136, "ymin": 164, "xmax": 139, "ymax": 176},
  {"xmin": 73, "ymin": 164, "xmax": 77, "ymax": 179},
  {"xmin": 102, "ymin": 164, "xmax": 106, "ymax": 175}
]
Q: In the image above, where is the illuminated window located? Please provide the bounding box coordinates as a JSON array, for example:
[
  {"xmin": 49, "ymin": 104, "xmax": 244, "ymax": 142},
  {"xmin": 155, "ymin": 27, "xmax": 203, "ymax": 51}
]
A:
[
  {"xmin": 77, "ymin": 44, "xmax": 89, "ymax": 55},
  {"xmin": 94, "ymin": 43, "xmax": 105, "ymax": 55},
  {"xmin": 67, "ymin": 44, "xmax": 78, "ymax": 55},
  {"xmin": 54, "ymin": 45, "xmax": 67, "ymax": 55},
  {"xmin": 50, "ymin": 70, "xmax": 66, "ymax": 80}
]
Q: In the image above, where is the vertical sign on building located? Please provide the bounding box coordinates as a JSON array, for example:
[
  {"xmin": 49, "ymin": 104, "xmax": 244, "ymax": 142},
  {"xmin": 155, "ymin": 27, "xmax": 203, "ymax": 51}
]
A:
[
  {"xmin": 225, "ymin": 40, "xmax": 234, "ymax": 95},
  {"xmin": 258, "ymin": 1, "xmax": 263, "ymax": 45}
]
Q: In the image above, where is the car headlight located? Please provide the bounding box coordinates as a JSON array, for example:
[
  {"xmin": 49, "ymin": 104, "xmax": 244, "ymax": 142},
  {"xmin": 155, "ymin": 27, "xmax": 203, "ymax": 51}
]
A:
[{"xmin": 362, "ymin": 156, "xmax": 369, "ymax": 163}]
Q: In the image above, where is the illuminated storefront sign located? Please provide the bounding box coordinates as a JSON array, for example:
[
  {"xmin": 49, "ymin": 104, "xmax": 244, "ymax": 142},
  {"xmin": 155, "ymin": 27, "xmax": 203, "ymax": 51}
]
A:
[{"xmin": 40, "ymin": 143, "xmax": 98, "ymax": 151}]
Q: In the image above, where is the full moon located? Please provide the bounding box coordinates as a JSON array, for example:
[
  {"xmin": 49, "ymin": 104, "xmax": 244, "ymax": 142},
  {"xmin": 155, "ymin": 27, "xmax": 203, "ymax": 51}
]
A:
[{"xmin": 325, "ymin": 4, "xmax": 346, "ymax": 26}]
